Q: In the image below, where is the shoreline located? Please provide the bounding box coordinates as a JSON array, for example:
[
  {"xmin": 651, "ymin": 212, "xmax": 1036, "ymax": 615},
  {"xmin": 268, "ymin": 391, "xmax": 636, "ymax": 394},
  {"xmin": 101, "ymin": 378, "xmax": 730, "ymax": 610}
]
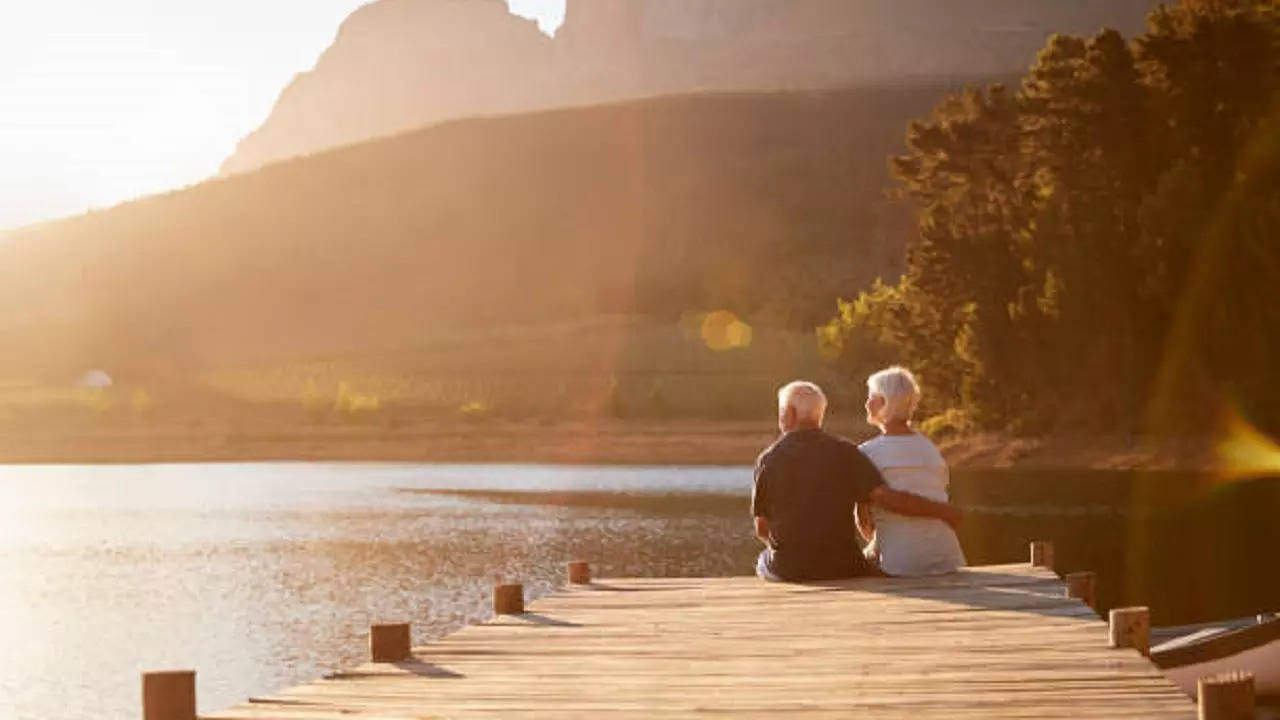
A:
[{"xmin": 0, "ymin": 419, "xmax": 1219, "ymax": 471}]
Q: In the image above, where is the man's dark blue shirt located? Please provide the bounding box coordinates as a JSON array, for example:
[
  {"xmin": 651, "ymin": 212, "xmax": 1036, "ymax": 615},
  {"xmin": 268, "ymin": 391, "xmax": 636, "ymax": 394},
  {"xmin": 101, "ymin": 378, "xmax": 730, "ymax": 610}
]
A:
[{"xmin": 752, "ymin": 428, "xmax": 885, "ymax": 581}]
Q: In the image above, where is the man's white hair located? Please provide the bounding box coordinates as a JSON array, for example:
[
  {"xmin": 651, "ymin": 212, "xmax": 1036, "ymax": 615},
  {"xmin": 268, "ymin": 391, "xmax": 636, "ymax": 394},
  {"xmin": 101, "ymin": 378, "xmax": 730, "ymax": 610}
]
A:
[
  {"xmin": 867, "ymin": 366, "xmax": 921, "ymax": 424},
  {"xmin": 777, "ymin": 380, "xmax": 827, "ymax": 425}
]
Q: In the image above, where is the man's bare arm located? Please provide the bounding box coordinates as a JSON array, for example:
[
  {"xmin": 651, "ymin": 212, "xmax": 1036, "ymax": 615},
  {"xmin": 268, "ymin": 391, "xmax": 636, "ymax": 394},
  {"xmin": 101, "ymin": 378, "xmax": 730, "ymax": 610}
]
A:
[
  {"xmin": 754, "ymin": 516, "xmax": 771, "ymax": 545},
  {"xmin": 869, "ymin": 486, "xmax": 963, "ymax": 530}
]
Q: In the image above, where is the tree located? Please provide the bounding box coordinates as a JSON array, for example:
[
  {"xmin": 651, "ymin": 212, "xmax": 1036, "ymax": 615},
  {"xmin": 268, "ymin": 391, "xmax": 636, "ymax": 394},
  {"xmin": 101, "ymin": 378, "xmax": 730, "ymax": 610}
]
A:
[{"xmin": 825, "ymin": 0, "xmax": 1280, "ymax": 435}]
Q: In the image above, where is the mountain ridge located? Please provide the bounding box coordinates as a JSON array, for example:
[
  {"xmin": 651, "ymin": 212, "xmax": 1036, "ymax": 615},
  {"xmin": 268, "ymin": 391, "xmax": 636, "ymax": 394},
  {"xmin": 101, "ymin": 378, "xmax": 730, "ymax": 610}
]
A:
[{"xmin": 222, "ymin": 0, "xmax": 1160, "ymax": 174}]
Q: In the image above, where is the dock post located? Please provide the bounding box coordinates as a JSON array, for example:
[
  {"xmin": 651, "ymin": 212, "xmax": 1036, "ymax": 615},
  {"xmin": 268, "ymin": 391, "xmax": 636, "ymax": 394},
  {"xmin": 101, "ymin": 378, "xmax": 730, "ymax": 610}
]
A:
[
  {"xmin": 1108, "ymin": 606, "xmax": 1150, "ymax": 656},
  {"xmin": 567, "ymin": 561, "xmax": 591, "ymax": 585},
  {"xmin": 1065, "ymin": 571, "xmax": 1097, "ymax": 610},
  {"xmin": 370, "ymin": 623, "xmax": 412, "ymax": 663},
  {"xmin": 494, "ymin": 583, "xmax": 525, "ymax": 615},
  {"xmin": 141, "ymin": 670, "xmax": 196, "ymax": 720},
  {"xmin": 1029, "ymin": 541, "xmax": 1055, "ymax": 570},
  {"xmin": 1197, "ymin": 671, "xmax": 1254, "ymax": 720}
]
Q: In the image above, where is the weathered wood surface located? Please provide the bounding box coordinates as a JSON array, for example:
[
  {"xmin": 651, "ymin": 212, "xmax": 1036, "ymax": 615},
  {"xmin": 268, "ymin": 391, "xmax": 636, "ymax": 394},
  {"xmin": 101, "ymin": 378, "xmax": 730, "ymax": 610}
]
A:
[{"xmin": 208, "ymin": 564, "xmax": 1193, "ymax": 719}]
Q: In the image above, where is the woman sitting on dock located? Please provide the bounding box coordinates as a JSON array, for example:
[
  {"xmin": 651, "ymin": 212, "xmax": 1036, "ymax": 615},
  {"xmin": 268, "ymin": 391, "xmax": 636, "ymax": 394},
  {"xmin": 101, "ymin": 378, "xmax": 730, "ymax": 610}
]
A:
[{"xmin": 857, "ymin": 366, "xmax": 966, "ymax": 576}]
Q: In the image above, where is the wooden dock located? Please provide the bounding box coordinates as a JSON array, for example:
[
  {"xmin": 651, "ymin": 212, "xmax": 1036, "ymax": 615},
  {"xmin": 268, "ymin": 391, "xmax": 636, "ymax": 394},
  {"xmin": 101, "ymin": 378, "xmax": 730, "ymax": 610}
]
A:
[{"xmin": 198, "ymin": 562, "xmax": 1200, "ymax": 719}]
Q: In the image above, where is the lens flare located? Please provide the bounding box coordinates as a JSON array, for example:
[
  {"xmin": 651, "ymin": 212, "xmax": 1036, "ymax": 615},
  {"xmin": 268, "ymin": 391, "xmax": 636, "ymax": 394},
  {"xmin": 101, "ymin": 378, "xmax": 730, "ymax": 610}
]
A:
[
  {"xmin": 1216, "ymin": 408, "xmax": 1280, "ymax": 479},
  {"xmin": 699, "ymin": 310, "xmax": 752, "ymax": 352}
]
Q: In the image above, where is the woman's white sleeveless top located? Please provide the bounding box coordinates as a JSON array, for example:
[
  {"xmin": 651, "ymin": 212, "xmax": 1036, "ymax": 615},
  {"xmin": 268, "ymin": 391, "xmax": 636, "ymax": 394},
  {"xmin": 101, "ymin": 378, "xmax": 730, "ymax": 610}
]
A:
[{"xmin": 859, "ymin": 433, "xmax": 966, "ymax": 576}]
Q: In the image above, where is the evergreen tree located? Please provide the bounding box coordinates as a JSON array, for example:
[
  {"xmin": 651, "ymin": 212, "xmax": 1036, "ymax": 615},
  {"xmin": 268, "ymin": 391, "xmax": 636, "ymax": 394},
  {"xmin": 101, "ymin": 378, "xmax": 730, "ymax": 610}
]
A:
[{"xmin": 824, "ymin": 0, "xmax": 1280, "ymax": 435}]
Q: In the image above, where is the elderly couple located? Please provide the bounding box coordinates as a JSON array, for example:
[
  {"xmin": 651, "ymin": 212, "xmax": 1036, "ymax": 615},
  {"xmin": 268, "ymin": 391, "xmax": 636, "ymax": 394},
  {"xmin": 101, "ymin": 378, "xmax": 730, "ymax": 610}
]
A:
[{"xmin": 753, "ymin": 367, "xmax": 965, "ymax": 582}]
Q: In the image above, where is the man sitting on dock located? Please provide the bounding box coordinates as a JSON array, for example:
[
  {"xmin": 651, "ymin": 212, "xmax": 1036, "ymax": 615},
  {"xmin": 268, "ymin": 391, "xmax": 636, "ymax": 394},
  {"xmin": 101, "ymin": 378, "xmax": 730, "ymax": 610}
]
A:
[{"xmin": 753, "ymin": 381, "xmax": 963, "ymax": 582}]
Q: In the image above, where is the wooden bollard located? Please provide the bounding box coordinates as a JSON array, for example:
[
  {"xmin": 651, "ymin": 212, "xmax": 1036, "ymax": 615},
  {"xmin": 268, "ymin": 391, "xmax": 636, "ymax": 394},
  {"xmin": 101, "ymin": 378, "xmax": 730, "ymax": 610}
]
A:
[
  {"xmin": 1198, "ymin": 671, "xmax": 1255, "ymax": 720},
  {"xmin": 494, "ymin": 583, "xmax": 525, "ymax": 615},
  {"xmin": 1065, "ymin": 571, "xmax": 1097, "ymax": 610},
  {"xmin": 567, "ymin": 561, "xmax": 591, "ymax": 585},
  {"xmin": 1109, "ymin": 606, "xmax": 1151, "ymax": 656},
  {"xmin": 142, "ymin": 670, "xmax": 196, "ymax": 720},
  {"xmin": 369, "ymin": 622, "xmax": 411, "ymax": 662},
  {"xmin": 1029, "ymin": 540, "xmax": 1055, "ymax": 570}
]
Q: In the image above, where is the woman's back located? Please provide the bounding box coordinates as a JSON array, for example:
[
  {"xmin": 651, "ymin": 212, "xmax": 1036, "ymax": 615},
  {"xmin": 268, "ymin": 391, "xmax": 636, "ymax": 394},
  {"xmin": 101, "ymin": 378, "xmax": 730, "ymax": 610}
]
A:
[{"xmin": 859, "ymin": 433, "xmax": 966, "ymax": 576}]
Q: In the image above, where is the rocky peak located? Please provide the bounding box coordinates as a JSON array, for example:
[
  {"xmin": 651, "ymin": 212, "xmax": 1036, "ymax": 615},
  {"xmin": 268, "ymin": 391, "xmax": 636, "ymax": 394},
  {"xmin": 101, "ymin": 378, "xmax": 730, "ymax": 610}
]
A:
[
  {"xmin": 222, "ymin": 0, "xmax": 1161, "ymax": 175},
  {"xmin": 221, "ymin": 0, "xmax": 555, "ymax": 175}
]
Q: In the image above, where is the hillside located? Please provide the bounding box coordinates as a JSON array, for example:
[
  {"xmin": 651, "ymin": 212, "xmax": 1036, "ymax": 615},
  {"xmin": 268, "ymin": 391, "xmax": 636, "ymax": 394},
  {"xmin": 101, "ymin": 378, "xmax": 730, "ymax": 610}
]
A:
[
  {"xmin": 0, "ymin": 85, "xmax": 957, "ymax": 378},
  {"xmin": 223, "ymin": 0, "xmax": 1160, "ymax": 173}
]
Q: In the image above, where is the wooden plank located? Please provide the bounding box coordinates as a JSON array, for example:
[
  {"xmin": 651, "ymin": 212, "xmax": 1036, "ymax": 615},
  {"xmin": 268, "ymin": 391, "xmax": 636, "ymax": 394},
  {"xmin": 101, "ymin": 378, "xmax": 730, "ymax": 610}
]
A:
[{"xmin": 205, "ymin": 565, "xmax": 1194, "ymax": 719}]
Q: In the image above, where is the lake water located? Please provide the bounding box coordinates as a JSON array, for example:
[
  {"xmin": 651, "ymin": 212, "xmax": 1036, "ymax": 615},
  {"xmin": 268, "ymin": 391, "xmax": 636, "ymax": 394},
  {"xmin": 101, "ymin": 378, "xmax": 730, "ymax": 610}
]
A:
[{"xmin": 0, "ymin": 462, "xmax": 1276, "ymax": 719}]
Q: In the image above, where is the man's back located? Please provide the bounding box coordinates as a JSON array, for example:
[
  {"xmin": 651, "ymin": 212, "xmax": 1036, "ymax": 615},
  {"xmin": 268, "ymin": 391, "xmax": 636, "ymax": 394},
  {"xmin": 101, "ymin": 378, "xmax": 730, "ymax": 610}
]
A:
[{"xmin": 752, "ymin": 428, "xmax": 884, "ymax": 581}]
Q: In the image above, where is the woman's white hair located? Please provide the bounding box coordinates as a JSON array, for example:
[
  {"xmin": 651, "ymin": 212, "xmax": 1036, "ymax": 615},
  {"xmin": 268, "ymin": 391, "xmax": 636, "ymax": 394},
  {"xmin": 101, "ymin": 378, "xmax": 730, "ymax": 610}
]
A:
[
  {"xmin": 867, "ymin": 366, "xmax": 921, "ymax": 424},
  {"xmin": 777, "ymin": 380, "xmax": 827, "ymax": 425}
]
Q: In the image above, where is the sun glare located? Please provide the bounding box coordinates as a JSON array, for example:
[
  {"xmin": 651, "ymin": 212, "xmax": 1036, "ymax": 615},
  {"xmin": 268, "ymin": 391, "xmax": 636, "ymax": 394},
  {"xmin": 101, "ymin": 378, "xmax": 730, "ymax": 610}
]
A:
[
  {"xmin": 1216, "ymin": 408, "xmax": 1280, "ymax": 479},
  {"xmin": 0, "ymin": 1, "xmax": 565, "ymax": 231}
]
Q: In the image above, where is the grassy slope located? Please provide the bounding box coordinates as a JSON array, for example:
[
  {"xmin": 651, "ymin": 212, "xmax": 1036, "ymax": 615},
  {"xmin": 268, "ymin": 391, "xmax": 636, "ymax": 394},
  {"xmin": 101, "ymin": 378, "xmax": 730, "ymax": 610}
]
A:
[
  {"xmin": 0, "ymin": 313, "xmax": 853, "ymax": 424},
  {"xmin": 199, "ymin": 314, "xmax": 852, "ymax": 416},
  {"xmin": 0, "ymin": 314, "xmax": 864, "ymax": 465},
  {"xmin": 0, "ymin": 83, "xmax": 972, "ymax": 380}
]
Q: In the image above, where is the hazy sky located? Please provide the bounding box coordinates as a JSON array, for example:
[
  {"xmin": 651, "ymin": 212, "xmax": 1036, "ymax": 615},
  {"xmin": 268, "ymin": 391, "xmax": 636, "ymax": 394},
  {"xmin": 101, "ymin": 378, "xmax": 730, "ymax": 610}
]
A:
[{"xmin": 0, "ymin": 0, "xmax": 567, "ymax": 231}]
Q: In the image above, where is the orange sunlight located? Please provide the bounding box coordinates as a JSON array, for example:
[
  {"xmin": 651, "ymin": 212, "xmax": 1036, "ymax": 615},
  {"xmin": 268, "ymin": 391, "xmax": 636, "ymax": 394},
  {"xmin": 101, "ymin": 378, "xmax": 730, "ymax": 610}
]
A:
[{"xmin": 0, "ymin": 1, "xmax": 564, "ymax": 231}]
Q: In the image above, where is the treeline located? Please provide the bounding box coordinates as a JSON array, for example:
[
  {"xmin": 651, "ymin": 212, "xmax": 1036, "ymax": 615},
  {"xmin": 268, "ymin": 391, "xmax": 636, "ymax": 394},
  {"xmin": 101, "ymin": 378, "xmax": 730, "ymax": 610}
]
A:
[{"xmin": 822, "ymin": 0, "xmax": 1279, "ymax": 435}]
